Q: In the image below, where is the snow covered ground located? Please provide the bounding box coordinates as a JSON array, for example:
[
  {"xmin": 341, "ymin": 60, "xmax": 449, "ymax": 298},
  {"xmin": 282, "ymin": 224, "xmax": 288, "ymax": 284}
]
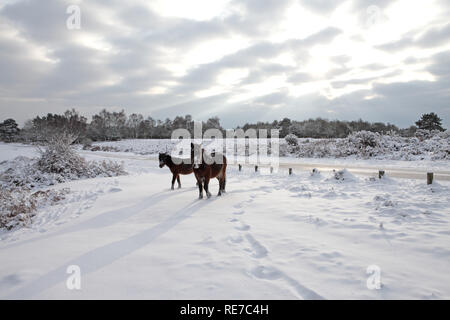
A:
[{"xmin": 1, "ymin": 142, "xmax": 450, "ymax": 299}]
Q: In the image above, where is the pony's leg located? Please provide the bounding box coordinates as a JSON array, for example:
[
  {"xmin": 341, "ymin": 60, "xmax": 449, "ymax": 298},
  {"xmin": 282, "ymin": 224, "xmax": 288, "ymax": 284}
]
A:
[
  {"xmin": 222, "ymin": 174, "xmax": 226, "ymax": 193},
  {"xmin": 197, "ymin": 178, "xmax": 203, "ymax": 199},
  {"xmin": 216, "ymin": 177, "xmax": 222, "ymax": 196},
  {"xmin": 177, "ymin": 175, "xmax": 181, "ymax": 188},
  {"xmin": 217, "ymin": 169, "xmax": 226, "ymax": 195},
  {"xmin": 171, "ymin": 174, "xmax": 176, "ymax": 190},
  {"xmin": 222, "ymin": 163, "xmax": 227, "ymax": 193},
  {"xmin": 204, "ymin": 176, "xmax": 211, "ymax": 198}
]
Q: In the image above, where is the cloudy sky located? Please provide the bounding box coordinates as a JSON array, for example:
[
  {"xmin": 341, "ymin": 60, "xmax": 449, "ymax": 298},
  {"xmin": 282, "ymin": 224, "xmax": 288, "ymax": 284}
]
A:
[{"xmin": 0, "ymin": 0, "xmax": 449, "ymax": 128}]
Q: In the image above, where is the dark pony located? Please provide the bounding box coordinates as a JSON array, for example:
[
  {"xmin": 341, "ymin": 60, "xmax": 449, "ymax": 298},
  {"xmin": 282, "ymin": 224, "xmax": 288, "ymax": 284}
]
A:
[
  {"xmin": 159, "ymin": 152, "xmax": 194, "ymax": 190},
  {"xmin": 190, "ymin": 143, "xmax": 227, "ymax": 199}
]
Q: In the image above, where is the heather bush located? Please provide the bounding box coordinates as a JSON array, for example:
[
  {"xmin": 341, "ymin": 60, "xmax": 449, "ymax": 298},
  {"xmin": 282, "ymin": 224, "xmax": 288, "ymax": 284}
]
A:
[
  {"xmin": 0, "ymin": 187, "xmax": 69, "ymax": 230},
  {"xmin": 0, "ymin": 133, "xmax": 126, "ymax": 230},
  {"xmin": 285, "ymin": 134, "xmax": 299, "ymax": 146},
  {"xmin": 279, "ymin": 130, "xmax": 449, "ymax": 160}
]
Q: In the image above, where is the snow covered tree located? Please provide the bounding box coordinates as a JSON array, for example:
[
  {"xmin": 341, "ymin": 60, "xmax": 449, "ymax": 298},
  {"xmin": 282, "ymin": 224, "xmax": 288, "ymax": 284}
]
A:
[
  {"xmin": 140, "ymin": 116, "xmax": 156, "ymax": 138},
  {"xmin": 203, "ymin": 117, "xmax": 223, "ymax": 132},
  {"xmin": 0, "ymin": 118, "xmax": 20, "ymax": 142},
  {"xmin": 89, "ymin": 109, "xmax": 127, "ymax": 141},
  {"xmin": 127, "ymin": 113, "xmax": 144, "ymax": 138},
  {"xmin": 279, "ymin": 117, "xmax": 291, "ymax": 137},
  {"xmin": 23, "ymin": 109, "xmax": 87, "ymax": 143},
  {"xmin": 415, "ymin": 113, "xmax": 445, "ymax": 131}
]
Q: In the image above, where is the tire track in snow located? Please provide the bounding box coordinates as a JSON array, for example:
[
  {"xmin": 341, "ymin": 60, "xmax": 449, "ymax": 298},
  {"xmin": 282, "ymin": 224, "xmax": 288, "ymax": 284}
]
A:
[
  {"xmin": 1, "ymin": 187, "xmax": 194, "ymax": 250},
  {"xmin": 5, "ymin": 197, "xmax": 219, "ymax": 299}
]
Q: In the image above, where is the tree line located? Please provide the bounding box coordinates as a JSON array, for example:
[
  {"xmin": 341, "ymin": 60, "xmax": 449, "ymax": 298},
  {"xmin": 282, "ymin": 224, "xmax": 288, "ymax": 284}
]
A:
[{"xmin": 0, "ymin": 109, "xmax": 445, "ymax": 143}]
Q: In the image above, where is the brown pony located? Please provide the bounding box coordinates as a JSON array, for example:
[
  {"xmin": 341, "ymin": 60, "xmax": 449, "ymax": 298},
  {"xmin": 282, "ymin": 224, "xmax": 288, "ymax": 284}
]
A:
[
  {"xmin": 190, "ymin": 143, "xmax": 227, "ymax": 199},
  {"xmin": 159, "ymin": 152, "xmax": 194, "ymax": 190}
]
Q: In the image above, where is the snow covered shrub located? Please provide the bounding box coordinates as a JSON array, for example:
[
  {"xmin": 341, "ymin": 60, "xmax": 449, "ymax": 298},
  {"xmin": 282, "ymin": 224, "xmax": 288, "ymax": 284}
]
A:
[
  {"xmin": 81, "ymin": 137, "xmax": 93, "ymax": 149},
  {"xmin": 0, "ymin": 156, "xmax": 52, "ymax": 188},
  {"xmin": 0, "ymin": 188, "xmax": 36, "ymax": 230},
  {"xmin": 333, "ymin": 169, "xmax": 346, "ymax": 181},
  {"xmin": 0, "ymin": 188, "xmax": 69, "ymax": 230},
  {"xmin": 310, "ymin": 168, "xmax": 321, "ymax": 179},
  {"xmin": 0, "ymin": 135, "xmax": 126, "ymax": 231},
  {"xmin": 89, "ymin": 160, "xmax": 126, "ymax": 177},
  {"xmin": 37, "ymin": 133, "xmax": 90, "ymax": 179},
  {"xmin": 99, "ymin": 146, "xmax": 121, "ymax": 152},
  {"xmin": 89, "ymin": 145, "xmax": 101, "ymax": 151},
  {"xmin": 330, "ymin": 169, "xmax": 357, "ymax": 182},
  {"xmin": 348, "ymin": 131, "xmax": 378, "ymax": 148},
  {"xmin": 0, "ymin": 153, "xmax": 126, "ymax": 191},
  {"xmin": 285, "ymin": 134, "xmax": 299, "ymax": 146},
  {"xmin": 83, "ymin": 144, "xmax": 120, "ymax": 152},
  {"xmin": 281, "ymin": 129, "xmax": 449, "ymax": 160},
  {"xmin": 415, "ymin": 129, "xmax": 436, "ymax": 141},
  {"xmin": 36, "ymin": 133, "xmax": 126, "ymax": 181},
  {"xmin": 438, "ymin": 130, "xmax": 450, "ymax": 139}
]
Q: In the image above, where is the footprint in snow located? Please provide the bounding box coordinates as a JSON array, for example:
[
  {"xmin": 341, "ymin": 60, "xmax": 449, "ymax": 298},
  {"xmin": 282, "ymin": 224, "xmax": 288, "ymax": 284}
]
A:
[
  {"xmin": 234, "ymin": 222, "xmax": 251, "ymax": 231},
  {"xmin": 227, "ymin": 234, "xmax": 244, "ymax": 244},
  {"xmin": 245, "ymin": 234, "xmax": 268, "ymax": 258},
  {"xmin": 233, "ymin": 210, "xmax": 245, "ymax": 215},
  {"xmin": 249, "ymin": 265, "xmax": 282, "ymax": 280}
]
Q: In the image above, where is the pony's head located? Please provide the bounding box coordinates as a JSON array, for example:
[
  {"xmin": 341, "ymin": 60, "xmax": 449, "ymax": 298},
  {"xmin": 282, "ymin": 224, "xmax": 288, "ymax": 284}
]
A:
[
  {"xmin": 190, "ymin": 143, "xmax": 203, "ymax": 169},
  {"xmin": 158, "ymin": 152, "xmax": 168, "ymax": 168}
]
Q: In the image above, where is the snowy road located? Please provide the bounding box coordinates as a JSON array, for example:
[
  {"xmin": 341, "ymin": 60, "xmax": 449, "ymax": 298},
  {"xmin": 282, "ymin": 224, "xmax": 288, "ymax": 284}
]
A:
[{"xmin": 1, "ymin": 145, "xmax": 450, "ymax": 299}]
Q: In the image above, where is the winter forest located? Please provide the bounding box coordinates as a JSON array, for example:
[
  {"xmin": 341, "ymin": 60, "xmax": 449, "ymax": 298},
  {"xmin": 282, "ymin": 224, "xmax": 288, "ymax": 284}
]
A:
[{"xmin": 0, "ymin": 108, "xmax": 446, "ymax": 143}]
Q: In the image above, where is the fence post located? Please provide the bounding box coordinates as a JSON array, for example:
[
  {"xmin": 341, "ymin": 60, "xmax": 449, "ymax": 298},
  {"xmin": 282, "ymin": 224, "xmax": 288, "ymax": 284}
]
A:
[
  {"xmin": 378, "ymin": 170, "xmax": 385, "ymax": 179},
  {"xmin": 255, "ymin": 165, "xmax": 258, "ymax": 172},
  {"xmin": 289, "ymin": 168, "xmax": 293, "ymax": 175},
  {"xmin": 427, "ymin": 172, "xmax": 434, "ymax": 185},
  {"xmin": 270, "ymin": 166, "xmax": 273, "ymax": 174},
  {"xmin": 238, "ymin": 164, "xmax": 242, "ymax": 171}
]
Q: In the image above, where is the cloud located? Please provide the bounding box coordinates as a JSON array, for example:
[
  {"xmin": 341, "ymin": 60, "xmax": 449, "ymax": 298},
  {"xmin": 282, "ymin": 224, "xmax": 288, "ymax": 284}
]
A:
[
  {"xmin": 331, "ymin": 70, "xmax": 401, "ymax": 89},
  {"xmin": 0, "ymin": 0, "xmax": 449, "ymax": 129},
  {"xmin": 377, "ymin": 23, "xmax": 450, "ymax": 52},
  {"xmin": 428, "ymin": 50, "xmax": 450, "ymax": 77}
]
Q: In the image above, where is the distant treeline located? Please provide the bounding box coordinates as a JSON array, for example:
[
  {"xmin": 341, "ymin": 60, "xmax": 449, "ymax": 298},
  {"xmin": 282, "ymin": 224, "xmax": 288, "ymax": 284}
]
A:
[{"xmin": 0, "ymin": 109, "xmax": 444, "ymax": 143}]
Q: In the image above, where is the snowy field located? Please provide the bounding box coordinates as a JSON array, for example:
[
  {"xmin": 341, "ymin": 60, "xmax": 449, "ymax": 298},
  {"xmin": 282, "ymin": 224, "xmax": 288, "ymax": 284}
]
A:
[
  {"xmin": 83, "ymin": 132, "xmax": 450, "ymax": 162},
  {"xmin": 1, "ymin": 142, "xmax": 450, "ymax": 299}
]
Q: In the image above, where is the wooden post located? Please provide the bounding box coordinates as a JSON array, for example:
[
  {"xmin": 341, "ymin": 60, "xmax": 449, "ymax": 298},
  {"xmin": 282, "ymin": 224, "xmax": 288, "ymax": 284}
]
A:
[
  {"xmin": 270, "ymin": 166, "xmax": 273, "ymax": 174},
  {"xmin": 289, "ymin": 168, "xmax": 293, "ymax": 175},
  {"xmin": 255, "ymin": 165, "xmax": 258, "ymax": 172},
  {"xmin": 427, "ymin": 172, "xmax": 434, "ymax": 185},
  {"xmin": 238, "ymin": 164, "xmax": 242, "ymax": 171},
  {"xmin": 378, "ymin": 170, "xmax": 385, "ymax": 179}
]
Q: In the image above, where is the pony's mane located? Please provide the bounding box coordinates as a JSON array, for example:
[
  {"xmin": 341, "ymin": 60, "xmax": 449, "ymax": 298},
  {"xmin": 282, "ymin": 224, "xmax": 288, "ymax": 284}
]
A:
[{"xmin": 162, "ymin": 153, "xmax": 191, "ymax": 165}]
